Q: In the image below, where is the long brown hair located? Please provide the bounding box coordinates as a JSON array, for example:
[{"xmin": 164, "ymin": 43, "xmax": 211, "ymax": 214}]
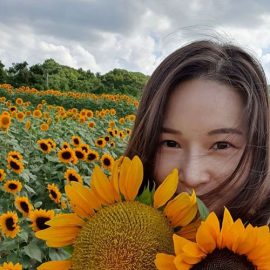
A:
[{"xmin": 125, "ymin": 40, "xmax": 270, "ymax": 225}]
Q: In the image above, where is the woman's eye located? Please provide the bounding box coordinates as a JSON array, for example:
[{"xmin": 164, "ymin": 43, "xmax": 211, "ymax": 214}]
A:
[
  {"xmin": 212, "ymin": 141, "xmax": 233, "ymax": 150},
  {"xmin": 162, "ymin": 140, "xmax": 180, "ymax": 148}
]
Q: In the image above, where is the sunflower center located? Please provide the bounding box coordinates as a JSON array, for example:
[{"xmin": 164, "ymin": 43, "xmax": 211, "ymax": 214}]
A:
[
  {"xmin": 20, "ymin": 202, "xmax": 30, "ymax": 213},
  {"xmin": 69, "ymin": 174, "xmax": 79, "ymax": 182},
  {"xmin": 62, "ymin": 151, "xmax": 72, "ymax": 159},
  {"xmin": 75, "ymin": 151, "xmax": 84, "ymax": 159},
  {"xmin": 10, "ymin": 161, "xmax": 20, "ymax": 170},
  {"xmin": 191, "ymin": 248, "xmax": 255, "ymax": 270},
  {"xmin": 8, "ymin": 183, "xmax": 18, "ymax": 190},
  {"xmin": 72, "ymin": 201, "xmax": 174, "ymax": 270},
  {"xmin": 87, "ymin": 154, "xmax": 96, "ymax": 161},
  {"xmin": 103, "ymin": 158, "xmax": 111, "ymax": 166},
  {"xmin": 5, "ymin": 217, "xmax": 15, "ymax": 231},
  {"xmin": 36, "ymin": 217, "xmax": 51, "ymax": 230},
  {"xmin": 50, "ymin": 190, "xmax": 57, "ymax": 199},
  {"xmin": 41, "ymin": 143, "xmax": 48, "ymax": 151}
]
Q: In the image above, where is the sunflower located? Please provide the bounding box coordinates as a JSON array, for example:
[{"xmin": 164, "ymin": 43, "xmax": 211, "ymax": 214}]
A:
[
  {"xmin": 36, "ymin": 156, "xmax": 199, "ymax": 270},
  {"xmin": 9, "ymin": 106, "xmax": 17, "ymax": 112},
  {"xmin": 110, "ymin": 108, "xmax": 116, "ymax": 116},
  {"xmin": 33, "ymin": 109, "xmax": 42, "ymax": 118},
  {"xmin": 14, "ymin": 196, "xmax": 33, "ymax": 217},
  {"xmin": 110, "ymin": 141, "xmax": 115, "ymax": 148},
  {"xmin": 37, "ymin": 139, "xmax": 52, "ymax": 154},
  {"xmin": 95, "ymin": 137, "xmax": 106, "ymax": 148},
  {"xmin": 85, "ymin": 149, "xmax": 99, "ymax": 162},
  {"xmin": 80, "ymin": 143, "xmax": 90, "ymax": 153},
  {"xmin": 7, "ymin": 151, "xmax": 23, "ymax": 161},
  {"xmin": 3, "ymin": 180, "xmax": 23, "ymax": 194},
  {"xmin": 74, "ymin": 147, "xmax": 86, "ymax": 161},
  {"xmin": 119, "ymin": 117, "xmax": 125, "ymax": 124},
  {"xmin": 0, "ymin": 169, "xmax": 6, "ymax": 181},
  {"xmin": 0, "ymin": 262, "xmax": 22, "ymax": 270},
  {"xmin": 155, "ymin": 208, "xmax": 270, "ymax": 270},
  {"xmin": 61, "ymin": 142, "xmax": 70, "ymax": 149},
  {"xmin": 88, "ymin": 121, "xmax": 95, "ymax": 128},
  {"xmin": 40, "ymin": 123, "xmax": 49, "ymax": 131},
  {"xmin": 46, "ymin": 138, "xmax": 56, "ymax": 150},
  {"xmin": 100, "ymin": 153, "xmax": 115, "ymax": 170},
  {"xmin": 48, "ymin": 183, "xmax": 62, "ymax": 204},
  {"xmin": 29, "ymin": 209, "xmax": 55, "ymax": 232},
  {"xmin": 7, "ymin": 156, "xmax": 24, "ymax": 174},
  {"xmin": 58, "ymin": 148, "xmax": 77, "ymax": 164},
  {"xmin": 86, "ymin": 110, "xmax": 93, "ymax": 118},
  {"xmin": 0, "ymin": 211, "xmax": 20, "ymax": 238},
  {"xmin": 64, "ymin": 168, "xmax": 83, "ymax": 184},
  {"xmin": 25, "ymin": 120, "xmax": 31, "ymax": 130},
  {"xmin": 16, "ymin": 111, "xmax": 25, "ymax": 121},
  {"xmin": 71, "ymin": 136, "xmax": 81, "ymax": 147},
  {"xmin": 15, "ymin": 97, "xmax": 23, "ymax": 105},
  {"xmin": 0, "ymin": 113, "xmax": 11, "ymax": 130}
]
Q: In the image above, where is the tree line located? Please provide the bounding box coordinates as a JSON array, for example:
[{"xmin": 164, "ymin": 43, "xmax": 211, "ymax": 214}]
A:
[{"xmin": 0, "ymin": 59, "xmax": 149, "ymax": 97}]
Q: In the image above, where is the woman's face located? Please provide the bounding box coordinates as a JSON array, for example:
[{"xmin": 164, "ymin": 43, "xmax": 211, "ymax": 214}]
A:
[{"xmin": 154, "ymin": 78, "xmax": 248, "ymax": 213}]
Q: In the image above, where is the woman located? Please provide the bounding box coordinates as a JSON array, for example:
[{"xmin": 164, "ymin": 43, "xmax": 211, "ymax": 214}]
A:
[{"xmin": 125, "ymin": 40, "xmax": 270, "ymax": 226}]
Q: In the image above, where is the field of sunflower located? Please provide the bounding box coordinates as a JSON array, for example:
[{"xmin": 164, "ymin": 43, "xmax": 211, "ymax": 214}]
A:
[{"xmin": 0, "ymin": 88, "xmax": 137, "ymax": 269}]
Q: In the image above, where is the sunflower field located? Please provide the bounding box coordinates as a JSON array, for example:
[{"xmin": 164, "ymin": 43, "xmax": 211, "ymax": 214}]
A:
[{"xmin": 0, "ymin": 84, "xmax": 138, "ymax": 269}]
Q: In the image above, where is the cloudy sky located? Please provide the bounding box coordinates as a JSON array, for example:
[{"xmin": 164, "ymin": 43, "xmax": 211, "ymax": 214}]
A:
[{"xmin": 0, "ymin": 0, "xmax": 270, "ymax": 81}]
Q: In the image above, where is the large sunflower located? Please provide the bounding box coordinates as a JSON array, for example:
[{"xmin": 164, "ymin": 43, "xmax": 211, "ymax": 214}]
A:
[
  {"xmin": 155, "ymin": 208, "xmax": 270, "ymax": 270},
  {"xmin": 36, "ymin": 156, "xmax": 199, "ymax": 270},
  {"xmin": 0, "ymin": 211, "xmax": 20, "ymax": 238}
]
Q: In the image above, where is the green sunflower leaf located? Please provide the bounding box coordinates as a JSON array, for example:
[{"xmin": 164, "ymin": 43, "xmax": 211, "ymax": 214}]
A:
[
  {"xmin": 136, "ymin": 184, "xmax": 155, "ymax": 206},
  {"xmin": 197, "ymin": 197, "xmax": 209, "ymax": 220}
]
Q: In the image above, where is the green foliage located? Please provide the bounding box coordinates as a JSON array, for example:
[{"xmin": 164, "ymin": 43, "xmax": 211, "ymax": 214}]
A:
[{"xmin": 0, "ymin": 59, "xmax": 149, "ymax": 97}]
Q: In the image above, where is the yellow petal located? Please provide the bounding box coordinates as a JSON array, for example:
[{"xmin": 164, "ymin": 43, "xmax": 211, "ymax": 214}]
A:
[
  {"xmin": 110, "ymin": 159, "xmax": 121, "ymax": 201},
  {"xmin": 177, "ymin": 218, "xmax": 201, "ymax": 241},
  {"xmin": 119, "ymin": 157, "xmax": 132, "ymax": 197},
  {"xmin": 196, "ymin": 212, "xmax": 219, "ymax": 253},
  {"xmin": 35, "ymin": 226, "xmax": 79, "ymax": 247},
  {"xmin": 91, "ymin": 165, "xmax": 115, "ymax": 205},
  {"xmin": 164, "ymin": 191, "xmax": 197, "ymax": 227},
  {"xmin": 46, "ymin": 213, "xmax": 85, "ymax": 227},
  {"xmin": 155, "ymin": 254, "xmax": 177, "ymax": 270},
  {"xmin": 65, "ymin": 182, "xmax": 98, "ymax": 218},
  {"xmin": 218, "ymin": 207, "xmax": 234, "ymax": 248},
  {"xmin": 154, "ymin": 168, "xmax": 178, "ymax": 208},
  {"xmin": 37, "ymin": 260, "xmax": 72, "ymax": 270},
  {"xmin": 174, "ymin": 255, "xmax": 192, "ymax": 270},
  {"xmin": 173, "ymin": 234, "xmax": 193, "ymax": 255},
  {"xmin": 123, "ymin": 156, "xmax": 143, "ymax": 201}
]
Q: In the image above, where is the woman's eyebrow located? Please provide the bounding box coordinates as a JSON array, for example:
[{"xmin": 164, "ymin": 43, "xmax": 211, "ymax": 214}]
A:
[
  {"xmin": 161, "ymin": 127, "xmax": 243, "ymax": 136},
  {"xmin": 161, "ymin": 127, "xmax": 182, "ymax": 135},
  {"xmin": 208, "ymin": 128, "xmax": 243, "ymax": 136}
]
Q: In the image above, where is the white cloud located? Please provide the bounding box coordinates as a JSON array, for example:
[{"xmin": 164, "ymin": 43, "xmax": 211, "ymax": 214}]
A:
[{"xmin": 0, "ymin": 0, "xmax": 270, "ymax": 82}]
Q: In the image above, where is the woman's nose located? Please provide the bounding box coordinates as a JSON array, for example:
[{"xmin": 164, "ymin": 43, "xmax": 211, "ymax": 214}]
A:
[{"xmin": 180, "ymin": 155, "xmax": 210, "ymax": 188}]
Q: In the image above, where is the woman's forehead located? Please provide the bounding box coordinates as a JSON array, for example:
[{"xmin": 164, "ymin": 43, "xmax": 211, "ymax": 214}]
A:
[{"xmin": 163, "ymin": 79, "xmax": 248, "ymax": 134}]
